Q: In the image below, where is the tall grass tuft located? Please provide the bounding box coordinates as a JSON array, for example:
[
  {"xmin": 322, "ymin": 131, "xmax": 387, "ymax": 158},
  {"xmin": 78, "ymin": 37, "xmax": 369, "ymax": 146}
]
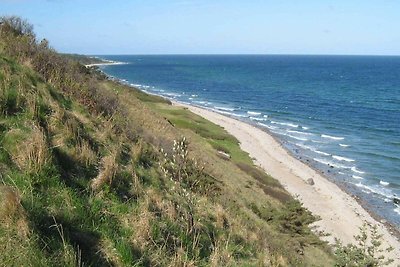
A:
[
  {"xmin": 91, "ymin": 151, "xmax": 118, "ymax": 191},
  {"xmin": 0, "ymin": 185, "xmax": 29, "ymax": 238},
  {"xmin": 13, "ymin": 125, "xmax": 50, "ymax": 173}
]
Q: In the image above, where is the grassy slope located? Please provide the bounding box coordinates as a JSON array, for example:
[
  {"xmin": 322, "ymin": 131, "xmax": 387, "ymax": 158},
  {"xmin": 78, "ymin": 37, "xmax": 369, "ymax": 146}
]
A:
[{"xmin": 0, "ymin": 41, "xmax": 334, "ymax": 266}]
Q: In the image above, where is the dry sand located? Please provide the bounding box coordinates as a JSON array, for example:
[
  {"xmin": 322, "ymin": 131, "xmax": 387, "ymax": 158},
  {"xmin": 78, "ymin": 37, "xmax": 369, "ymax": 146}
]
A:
[{"xmin": 176, "ymin": 102, "xmax": 400, "ymax": 263}]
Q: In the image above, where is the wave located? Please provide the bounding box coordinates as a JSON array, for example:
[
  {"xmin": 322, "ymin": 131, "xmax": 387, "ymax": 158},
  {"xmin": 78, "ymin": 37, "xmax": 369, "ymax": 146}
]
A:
[
  {"xmin": 285, "ymin": 134, "xmax": 308, "ymax": 141},
  {"xmin": 332, "ymin": 155, "xmax": 355, "ymax": 162},
  {"xmin": 321, "ymin": 134, "xmax": 345, "ymax": 140},
  {"xmin": 209, "ymin": 108, "xmax": 247, "ymax": 118},
  {"xmin": 247, "ymin": 111, "xmax": 261, "ymax": 116},
  {"xmin": 351, "ymin": 166, "xmax": 365, "ymax": 174},
  {"xmin": 339, "ymin": 143, "xmax": 350, "ymax": 147},
  {"xmin": 215, "ymin": 106, "xmax": 235, "ymax": 112},
  {"xmin": 257, "ymin": 122, "xmax": 278, "ymax": 130},
  {"xmin": 302, "ymin": 126, "xmax": 309, "ymax": 130},
  {"xmin": 380, "ymin": 180, "xmax": 390, "ymax": 186},
  {"xmin": 287, "ymin": 130, "xmax": 314, "ymax": 136},
  {"xmin": 354, "ymin": 182, "xmax": 394, "ymax": 200},
  {"xmin": 263, "ymin": 115, "xmax": 269, "ymax": 118},
  {"xmin": 231, "ymin": 113, "xmax": 248, "ymax": 118},
  {"xmin": 250, "ymin": 116, "xmax": 266, "ymax": 121},
  {"xmin": 296, "ymin": 143, "xmax": 313, "ymax": 150},
  {"xmin": 211, "ymin": 109, "xmax": 235, "ymax": 116},
  {"xmin": 395, "ymin": 205, "xmax": 400, "ymax": 215},
  {"xmin": 271, "ymin": 121, "xmax": 299, "ymax": 128},
  {"xmin": 191, "ymin": 94, "xmax": 198, "ymax": 97},
  {"xmin": 314, "ymin": 150, "xmax": 330, "ymax": 156},
  {"xmin": 163, "ymin": 92, "xmax": 182, "ymax": 97},
  {"xmin": 310, "ymin": 139, "xmax": 325, "ymax": 144},
  {"xmin": 313, "ymin": 158, "xmax": 350, "ymax": 169},
  {"xmin": 352, "ymin": 175, "xmax": 364, "ymax": 180}
]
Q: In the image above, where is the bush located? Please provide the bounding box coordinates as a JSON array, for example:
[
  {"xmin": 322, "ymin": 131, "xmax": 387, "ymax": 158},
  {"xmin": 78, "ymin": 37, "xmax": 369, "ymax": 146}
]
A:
[{"xmin": 334, "ymin": 223, "xmax": 394, "ymax": 266}]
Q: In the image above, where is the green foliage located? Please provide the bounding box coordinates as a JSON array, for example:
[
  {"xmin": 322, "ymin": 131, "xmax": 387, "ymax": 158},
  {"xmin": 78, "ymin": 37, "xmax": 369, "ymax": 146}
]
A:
[{"xmin": 334, "ymin": 223, "xmax": 394, "ymax": 267}]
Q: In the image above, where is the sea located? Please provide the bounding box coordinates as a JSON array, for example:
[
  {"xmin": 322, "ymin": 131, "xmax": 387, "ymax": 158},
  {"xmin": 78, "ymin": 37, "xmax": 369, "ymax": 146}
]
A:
[{"xmin": 97, "ymin": 55, "xmax": 400, "ymax": 228}]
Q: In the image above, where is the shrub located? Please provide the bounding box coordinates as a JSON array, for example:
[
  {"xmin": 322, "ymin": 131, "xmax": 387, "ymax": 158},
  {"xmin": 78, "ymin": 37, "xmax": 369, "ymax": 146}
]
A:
[{"xmin": 334, "ymin": 223, "xmax": 394, "ymax": 266}]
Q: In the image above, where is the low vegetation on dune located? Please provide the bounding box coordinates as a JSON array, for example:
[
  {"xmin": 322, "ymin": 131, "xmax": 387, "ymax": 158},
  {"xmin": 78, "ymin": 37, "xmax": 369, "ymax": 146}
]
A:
[{"xmin": 0, "ymin": 16, "xmax": 393, "ymax": 266}]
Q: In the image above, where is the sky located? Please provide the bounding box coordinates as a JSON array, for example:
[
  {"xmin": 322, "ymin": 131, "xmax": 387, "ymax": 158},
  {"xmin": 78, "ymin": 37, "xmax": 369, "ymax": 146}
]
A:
[{"xmin": 1, "ymin": 0, "xmax": 399, "ymax": 55}]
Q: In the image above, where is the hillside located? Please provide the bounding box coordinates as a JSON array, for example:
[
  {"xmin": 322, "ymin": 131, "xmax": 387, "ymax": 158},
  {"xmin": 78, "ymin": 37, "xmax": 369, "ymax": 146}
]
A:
[{"xmin": 1, "ymin": 16, "xmax": 391, "ymax": 267}]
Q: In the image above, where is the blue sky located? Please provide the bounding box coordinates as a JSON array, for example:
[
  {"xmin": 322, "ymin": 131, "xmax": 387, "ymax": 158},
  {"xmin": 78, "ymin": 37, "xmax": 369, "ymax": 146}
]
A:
[{"xmin": 1, "ymin": 0, "xmax": 399, "ymax": 55}]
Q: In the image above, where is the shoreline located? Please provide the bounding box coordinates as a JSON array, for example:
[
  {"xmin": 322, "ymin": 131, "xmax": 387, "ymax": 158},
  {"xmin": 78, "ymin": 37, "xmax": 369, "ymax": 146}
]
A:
[
  {"xmin": 107, "ymin": 75, "xmax": 400, "ymax": 237},
  {"xmin": 172, "ymin": 101, "xmax": 400, "ymax": 263},
  {"xmin": 96, "ymin": 63, "xmax": 400, "ymax": 262},
  {"xmin": 85, "ymin": 61, "xmax": 127, "ymax": 67}
]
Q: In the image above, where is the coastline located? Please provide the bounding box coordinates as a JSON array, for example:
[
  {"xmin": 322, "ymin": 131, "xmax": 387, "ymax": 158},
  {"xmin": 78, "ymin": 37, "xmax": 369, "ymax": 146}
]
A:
[
  {"xmin": 172, "ymin": 101, "xmax": 400, "ymax": 262},
  {"xmin": 85, "ymin": 61, "xmax": 127, "ymax": 67}
]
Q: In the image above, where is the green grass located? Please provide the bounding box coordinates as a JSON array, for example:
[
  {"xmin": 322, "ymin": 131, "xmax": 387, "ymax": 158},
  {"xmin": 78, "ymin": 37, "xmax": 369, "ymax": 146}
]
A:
[{"xmin": 150, "ymin": 104, "xmax": 253, "ymax": 164}]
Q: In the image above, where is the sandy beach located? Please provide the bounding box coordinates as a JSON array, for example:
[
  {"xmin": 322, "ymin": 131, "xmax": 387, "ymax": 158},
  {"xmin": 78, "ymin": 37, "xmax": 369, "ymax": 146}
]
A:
[{"xmin": 176, "ymin": 102, "xmax": 400, "ymax": 263}]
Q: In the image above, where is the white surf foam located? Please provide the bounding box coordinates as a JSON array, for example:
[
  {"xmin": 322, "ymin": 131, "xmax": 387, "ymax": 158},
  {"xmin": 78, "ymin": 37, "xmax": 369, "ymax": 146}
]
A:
[
  {"xmin": 380, "ymin": 180, "xmax": 390, "ymax": 186},
  {"xmin": 339, "ymin": 143, "xmax": 350, "ymax": 147},
  {"xmin": 164, "ymin": 92, "xmax": 182, "ymax": 97},
  {"xmin": 270, "ymin": 121, "xmax": 299, "ymax": 128},
  {"xmin": 332, "ymin": 155, "xmax": 355, "ymax": 162},
  {"xmin": 247, "ymin": 111, "xmax": 261, "ymax": 116},
  {"xmin": 296, "ymin": 143, "xmax": 313, "ymax": 150},
  {"xmin": 257, "ymin": 122, "xmax": 278, "ymax": 130},
  {"xmin": 321, "ymin": 134, "xmax": 345, "ymax": 140},
  {"xmin": 351, "ymin": 166, "xmax": 365, "ymax": 174},
  {"xmin": 394, "ymin": 206, "xmax": 400, "ymax": 215},
  {"xmin": 313, "ymin": 158, "xmax": 350, "ymax": 169},
  {"xmin": 352, "ymin": 175, "xmax": 364, "ymax": 180},
  {"xmin": 231, "ymin": 113, "xmax": 248, "ymax": 118},
  {"xmin": 314, "ymin": 150, "xmax": 330, "ymax": 156},
  {"xmin": 287, "ymin": 130, "xmax": 314, "ymax": 136},
  {"xmin": 250, "ymin": 116, "xmax": 266, "ymax": 121},
  {"xmin": 353, "ymin": 182, "xmax": 394, "ymax": 199},
  {"xmin": 285, "ymin": 134, "xmax": 308, "ymax": 141},
  {"xmin": 215, "ymin": 106, "xmax": 235, "ymax": 112}
]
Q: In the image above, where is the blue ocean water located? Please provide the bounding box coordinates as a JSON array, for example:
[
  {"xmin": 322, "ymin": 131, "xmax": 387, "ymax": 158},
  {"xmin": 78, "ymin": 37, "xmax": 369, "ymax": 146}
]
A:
[{"xmin": 98, "ymin": 55, "xmax": 400, "ymax": 227}]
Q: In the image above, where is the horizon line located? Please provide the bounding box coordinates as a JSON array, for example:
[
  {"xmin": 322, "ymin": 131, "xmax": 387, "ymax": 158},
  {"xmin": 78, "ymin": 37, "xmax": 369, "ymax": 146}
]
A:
[{"xmin": 84, "ymin": 53, "xmax": 400, "ymax": 57}]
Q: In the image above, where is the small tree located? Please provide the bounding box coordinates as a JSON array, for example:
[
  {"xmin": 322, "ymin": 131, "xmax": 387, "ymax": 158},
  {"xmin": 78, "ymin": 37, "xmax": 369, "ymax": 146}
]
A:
[
  {"xmin": 0, "ymin": 16, "xmax": 34, "ymax": 37},
  {"xmin": 334, "ymin": 223, "xmax": 394, "ymax": 266}
]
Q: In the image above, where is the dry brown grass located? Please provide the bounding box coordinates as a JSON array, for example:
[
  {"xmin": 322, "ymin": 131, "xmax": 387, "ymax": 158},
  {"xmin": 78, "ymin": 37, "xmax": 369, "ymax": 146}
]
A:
[
  {"xmin": 213, "ymin": 204, "xmax": 229, "ymax": 229},
  {"xmin": 99, "ymin": 238, "xmax": 124, "ymax": 266},
  {"xmin": 168, "ymin": 248, "xmax": 196, "ymax": 267},
  {"xmin": 91, "ymin": 151, "xmax": 118, "ymax": 192},
  {"xmin": 208, "ymin": 237, "xmax": 233, "ymax": 267},
  {"xmin": 13, "ymin": 125, "xmax": 49, "ymax": 173},
  {"xmin": 123, "ymin": 202, "xmax": 154, "ymax": 251},
  {"xmin": 75, "ymin": 139, "xmax": 97, "ymax": 167},
  {"xmin": 0, "ymin": 185, "xmax": 29, "ymax": 238}
]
